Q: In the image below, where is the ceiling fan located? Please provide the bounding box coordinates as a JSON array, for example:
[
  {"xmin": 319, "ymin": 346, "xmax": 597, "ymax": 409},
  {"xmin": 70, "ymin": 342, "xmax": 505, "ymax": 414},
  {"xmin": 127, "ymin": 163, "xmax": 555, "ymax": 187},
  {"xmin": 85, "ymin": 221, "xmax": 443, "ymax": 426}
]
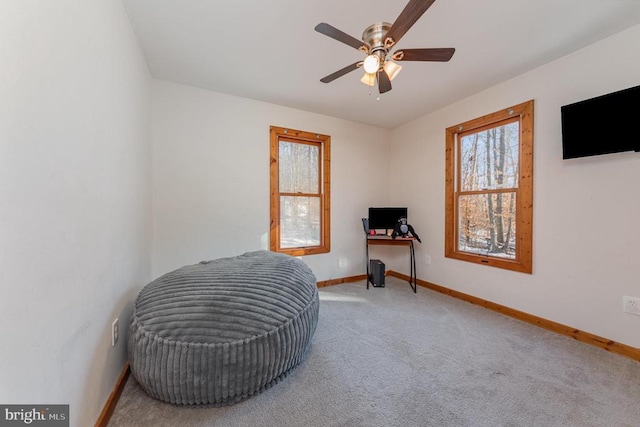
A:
[{"xmin": 315, "ymin": 0, "xmax": 455, "ymax": 94}]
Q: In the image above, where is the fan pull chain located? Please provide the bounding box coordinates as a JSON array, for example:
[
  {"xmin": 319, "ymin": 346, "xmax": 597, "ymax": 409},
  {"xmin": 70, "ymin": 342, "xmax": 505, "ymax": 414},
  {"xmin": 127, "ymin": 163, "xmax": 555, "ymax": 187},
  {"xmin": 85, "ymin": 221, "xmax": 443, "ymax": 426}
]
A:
[{"xmin": 367, "ymin": 87, "xmax": 381, "ymax": 101}]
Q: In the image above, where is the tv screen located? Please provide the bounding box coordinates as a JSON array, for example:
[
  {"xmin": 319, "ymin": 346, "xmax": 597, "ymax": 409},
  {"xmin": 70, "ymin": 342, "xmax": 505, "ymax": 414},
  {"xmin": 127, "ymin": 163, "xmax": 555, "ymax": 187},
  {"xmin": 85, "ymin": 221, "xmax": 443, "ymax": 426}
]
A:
[
  {"xmin": 368, "ymin": 207, "xmax": 408, "ymax": 230},
  {"xmin": 561, "ymin": 84, "xmax": 640, "ymax": 159}
]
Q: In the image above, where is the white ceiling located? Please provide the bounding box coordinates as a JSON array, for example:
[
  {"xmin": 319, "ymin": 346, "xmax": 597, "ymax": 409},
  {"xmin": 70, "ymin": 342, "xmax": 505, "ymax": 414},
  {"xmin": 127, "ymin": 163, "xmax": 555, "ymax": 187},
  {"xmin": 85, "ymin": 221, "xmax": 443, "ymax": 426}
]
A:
[{"xmin": 122, "ymin": 0, "xmax": 640, "ymax": 129}]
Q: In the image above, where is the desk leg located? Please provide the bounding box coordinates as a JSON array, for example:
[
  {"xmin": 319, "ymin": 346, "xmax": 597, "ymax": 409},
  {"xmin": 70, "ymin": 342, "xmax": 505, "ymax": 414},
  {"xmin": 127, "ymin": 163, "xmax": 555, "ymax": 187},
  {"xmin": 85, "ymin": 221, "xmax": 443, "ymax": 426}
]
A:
[
  {"xmin": 365, "ymin": 238, "xmax": 370, "ymax": 289},
  {"xmin": 409, "ymin": 241, "xmax": 417, "ymax": 293}
]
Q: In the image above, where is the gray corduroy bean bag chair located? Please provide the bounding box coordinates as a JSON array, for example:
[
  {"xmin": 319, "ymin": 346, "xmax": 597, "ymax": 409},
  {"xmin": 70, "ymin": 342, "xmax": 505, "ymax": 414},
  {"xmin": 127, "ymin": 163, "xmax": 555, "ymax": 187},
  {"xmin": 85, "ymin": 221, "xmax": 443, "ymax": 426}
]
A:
[{"xmin": 128, "ymin": 250, "xmax": 319, "ymax": 406}]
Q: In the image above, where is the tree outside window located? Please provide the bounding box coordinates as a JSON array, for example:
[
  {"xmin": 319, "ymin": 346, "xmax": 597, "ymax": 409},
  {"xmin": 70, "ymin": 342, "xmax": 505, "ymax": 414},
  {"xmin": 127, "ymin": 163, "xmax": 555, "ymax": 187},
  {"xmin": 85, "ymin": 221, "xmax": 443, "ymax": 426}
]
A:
[
  {"xmin": 445, "ymin": 100, "xmax": 533, "ymax": 273},
  {"xmin": 270, "ymin": 126, "xmax": 330, "ymax": 256}
]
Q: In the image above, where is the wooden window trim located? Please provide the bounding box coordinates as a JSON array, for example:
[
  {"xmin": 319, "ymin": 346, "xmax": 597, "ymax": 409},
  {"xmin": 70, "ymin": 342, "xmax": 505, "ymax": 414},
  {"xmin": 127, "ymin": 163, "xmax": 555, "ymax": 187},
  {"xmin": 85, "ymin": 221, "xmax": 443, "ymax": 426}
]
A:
[
  {"xmin": 445, "ymin": 100, "xmax": 534, "ymax": 273},
  {"xmin": 270, "ymin": 126, "xmax": 331, "ymax": 256}
]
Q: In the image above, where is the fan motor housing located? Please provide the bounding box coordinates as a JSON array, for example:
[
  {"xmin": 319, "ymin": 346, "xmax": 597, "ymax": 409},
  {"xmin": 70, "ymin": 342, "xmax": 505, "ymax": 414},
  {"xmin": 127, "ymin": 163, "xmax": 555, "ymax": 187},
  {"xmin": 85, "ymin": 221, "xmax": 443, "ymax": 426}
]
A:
[{"xmin": 362, "ymin": 22, "xmax": 391, "ymax": 57}]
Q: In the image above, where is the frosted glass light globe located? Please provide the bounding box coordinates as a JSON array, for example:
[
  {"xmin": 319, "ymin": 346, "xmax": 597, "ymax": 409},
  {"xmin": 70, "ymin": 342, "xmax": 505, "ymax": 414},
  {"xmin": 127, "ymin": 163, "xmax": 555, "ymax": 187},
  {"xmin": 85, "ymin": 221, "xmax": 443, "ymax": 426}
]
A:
[{"xmin": 363, "ymin": 54, "xmax": 380, "ymax": 74}]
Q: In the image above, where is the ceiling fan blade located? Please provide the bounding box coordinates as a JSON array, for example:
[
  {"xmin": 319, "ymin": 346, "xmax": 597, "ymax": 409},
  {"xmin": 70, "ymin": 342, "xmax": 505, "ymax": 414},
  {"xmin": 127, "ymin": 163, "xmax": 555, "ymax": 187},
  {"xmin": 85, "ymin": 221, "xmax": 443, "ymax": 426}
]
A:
[
  {"xmin": 315, "ymin": 23, "xmax": 368, "ymax": 51},
  {"xmin": 378, "ymin": 70, "xmax": 392, "ymax": 94},
  {"xmin": 385, "ymin": 0, "xmax": 437, "ymax": 47},
  {"xmin": 392, "ymin": 48, "xmax": 455, "ymax": 62},
  {"xmin": 320, "ymin": 62, "xmax": 362, "ymax": 83}
]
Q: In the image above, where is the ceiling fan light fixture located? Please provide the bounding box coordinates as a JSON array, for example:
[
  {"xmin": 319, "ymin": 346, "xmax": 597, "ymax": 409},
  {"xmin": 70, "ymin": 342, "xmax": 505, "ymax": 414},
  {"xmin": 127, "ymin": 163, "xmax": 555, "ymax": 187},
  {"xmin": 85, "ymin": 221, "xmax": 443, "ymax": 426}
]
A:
[
  {"xmin": 363, "ymin": 54, "xmax": 380, "ymax": 74},
  {"xmin": 383, "ymin": 60, "xmax": 403, "ymax": 81},
  {"xmin": 314, "ymin": 1, "xmax": 455, "ymax": 93},
  {"xmin": 360, "ymin": 72, "xmax": 376, "ymax": 87}
]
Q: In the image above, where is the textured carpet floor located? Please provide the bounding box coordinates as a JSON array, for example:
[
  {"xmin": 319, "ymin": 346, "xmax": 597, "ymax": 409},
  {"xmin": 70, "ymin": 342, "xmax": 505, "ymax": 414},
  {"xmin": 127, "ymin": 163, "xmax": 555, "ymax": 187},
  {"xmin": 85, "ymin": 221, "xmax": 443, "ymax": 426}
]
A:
[{"xmin": 109, "ymin": 278, "xmax": 640, "ymax": 427}]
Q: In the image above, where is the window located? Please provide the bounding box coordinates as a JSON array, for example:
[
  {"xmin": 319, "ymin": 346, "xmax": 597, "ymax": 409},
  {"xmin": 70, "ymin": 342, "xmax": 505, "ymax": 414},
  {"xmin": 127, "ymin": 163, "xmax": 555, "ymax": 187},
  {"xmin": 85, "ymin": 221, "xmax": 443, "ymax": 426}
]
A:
[
  {"xmin": 445, "ymin": 100, "xmax": 533, "ymax": 273},
  {"xmin": 270, "ymin": 126, "xmax": 330, "ymax": 256}
]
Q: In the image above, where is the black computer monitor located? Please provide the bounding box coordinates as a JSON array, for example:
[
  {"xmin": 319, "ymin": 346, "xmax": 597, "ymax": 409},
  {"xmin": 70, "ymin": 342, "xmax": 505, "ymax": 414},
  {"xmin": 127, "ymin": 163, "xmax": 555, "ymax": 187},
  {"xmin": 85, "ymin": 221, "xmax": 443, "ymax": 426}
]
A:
[{"xmin": 368, "ymin": 207, "xmax": 407, "ymax": 230}]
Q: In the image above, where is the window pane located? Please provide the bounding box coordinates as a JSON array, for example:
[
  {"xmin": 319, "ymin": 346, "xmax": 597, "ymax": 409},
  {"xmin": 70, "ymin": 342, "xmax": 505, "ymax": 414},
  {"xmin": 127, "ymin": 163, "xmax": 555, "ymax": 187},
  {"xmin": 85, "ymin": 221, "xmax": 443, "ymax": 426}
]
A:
[
  {"xmin": 280, "ymin": 196, "xmax": 321, "ymax": 248},
  {"xmin": 460, "ymin": 121, "xmax": 519, "ymax": 192},
  {"xmin": 279, "ymin": 141, "xmax": 319, "ymax": 194},
  {"xmin": 458, "ymin": 192, "xmax": 516, "ymax": 259}
]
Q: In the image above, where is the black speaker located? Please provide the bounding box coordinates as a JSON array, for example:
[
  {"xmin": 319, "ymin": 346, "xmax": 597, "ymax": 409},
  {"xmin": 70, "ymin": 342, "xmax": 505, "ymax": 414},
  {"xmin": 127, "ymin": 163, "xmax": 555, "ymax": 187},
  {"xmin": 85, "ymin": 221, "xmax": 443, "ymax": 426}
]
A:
[{"xmin": 370, "ymin": 259, "xmax": 385, "ymax": 287}]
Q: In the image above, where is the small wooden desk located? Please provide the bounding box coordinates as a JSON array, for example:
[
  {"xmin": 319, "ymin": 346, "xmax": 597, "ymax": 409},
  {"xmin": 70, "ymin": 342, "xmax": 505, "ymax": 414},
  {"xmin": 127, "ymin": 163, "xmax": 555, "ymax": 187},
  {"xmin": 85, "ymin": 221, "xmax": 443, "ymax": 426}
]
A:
[{"xmin": 366, "ymin": 235, "xmax": 417, "ymax": 293}]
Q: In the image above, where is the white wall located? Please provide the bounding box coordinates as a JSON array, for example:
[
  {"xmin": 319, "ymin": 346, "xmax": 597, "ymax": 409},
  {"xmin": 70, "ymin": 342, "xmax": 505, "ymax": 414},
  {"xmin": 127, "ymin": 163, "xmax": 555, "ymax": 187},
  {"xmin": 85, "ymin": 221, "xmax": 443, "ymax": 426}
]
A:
[
  {"xmin": 151, "ymin": 80, "xmax": 390, "ymax": 281},
  {"xmin": 387, "ymin": 24, "xmax": 640, "ymax": 349},
  {"xmin": 0, "ymin": 1, "xmax": 151, "ymax": 426}
]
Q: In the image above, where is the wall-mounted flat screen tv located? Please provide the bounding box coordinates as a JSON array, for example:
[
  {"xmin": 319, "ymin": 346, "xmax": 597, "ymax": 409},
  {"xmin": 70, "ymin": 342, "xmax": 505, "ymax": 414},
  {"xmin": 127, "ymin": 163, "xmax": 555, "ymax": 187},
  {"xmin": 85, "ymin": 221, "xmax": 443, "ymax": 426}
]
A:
[
  {"xmin": 561, "ymin": 84, "xmax": 640, "ymax": 159},
  {"xmin": 368, "ymin": 207, "xmax": 407, "ymax": 230}
]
